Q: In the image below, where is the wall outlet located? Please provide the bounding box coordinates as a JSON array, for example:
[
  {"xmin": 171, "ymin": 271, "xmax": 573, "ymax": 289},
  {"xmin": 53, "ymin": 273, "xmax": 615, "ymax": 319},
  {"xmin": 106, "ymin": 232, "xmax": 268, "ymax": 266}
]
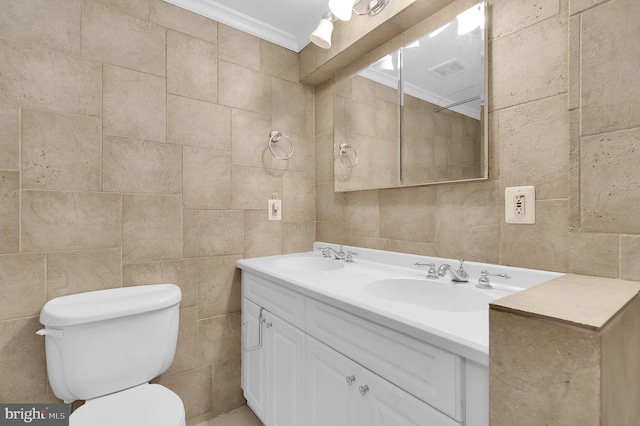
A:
[
  {"xmin": 268, "ymin": 199, "xmax": 281, "ymax": 221},
  {"xmin": 505, "ymin": 186, "xmax": 535, "ymax": 224}
]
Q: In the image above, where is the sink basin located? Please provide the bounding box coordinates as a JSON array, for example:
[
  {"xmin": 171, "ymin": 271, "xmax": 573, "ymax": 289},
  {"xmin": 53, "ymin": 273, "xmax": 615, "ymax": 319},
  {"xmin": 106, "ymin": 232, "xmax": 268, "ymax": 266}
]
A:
[
  {"xmin": 273, "ymin": 256, "xmax": 345, "ymax": 272},
  {"xmin": 365, "ymin": 278, "xmax": 496, "ymax": 312}
]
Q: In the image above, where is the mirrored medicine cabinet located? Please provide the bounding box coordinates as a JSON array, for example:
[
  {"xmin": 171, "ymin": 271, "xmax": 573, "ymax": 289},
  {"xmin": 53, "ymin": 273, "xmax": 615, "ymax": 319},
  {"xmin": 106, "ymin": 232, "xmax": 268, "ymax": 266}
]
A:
[{"xmin": 334, "ymin": 2, "xmax": 488, "ymax": 192}]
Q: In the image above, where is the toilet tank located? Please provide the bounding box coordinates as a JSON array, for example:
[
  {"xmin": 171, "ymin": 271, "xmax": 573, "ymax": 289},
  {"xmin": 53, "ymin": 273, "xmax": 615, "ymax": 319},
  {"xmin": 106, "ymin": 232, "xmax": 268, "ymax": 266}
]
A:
[{"xmin": 38, "ymin": 284, "xmax": 181, "ymax": 403}]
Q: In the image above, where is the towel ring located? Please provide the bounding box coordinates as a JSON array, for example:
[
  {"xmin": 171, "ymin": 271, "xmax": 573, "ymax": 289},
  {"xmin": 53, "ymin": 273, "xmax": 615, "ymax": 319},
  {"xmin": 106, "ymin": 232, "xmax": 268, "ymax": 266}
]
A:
[
  {"xmin": 268, "ymin": 130, "xmax": 294, "ymax": 160},
  {"xmin": 338, "ymin": 143, "xmax": 358, "ymax": 168}
]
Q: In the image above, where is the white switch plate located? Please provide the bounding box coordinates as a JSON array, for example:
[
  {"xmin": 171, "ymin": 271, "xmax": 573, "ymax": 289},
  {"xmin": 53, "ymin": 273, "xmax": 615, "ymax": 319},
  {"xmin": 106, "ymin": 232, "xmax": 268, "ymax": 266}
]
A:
[
  {"xmin": 268, "ymin": 199, "xmax": 281, "ymax": 221},
  {"xmin": 505, "ymin": 186, "xmax": 535, "ymax": 224}
]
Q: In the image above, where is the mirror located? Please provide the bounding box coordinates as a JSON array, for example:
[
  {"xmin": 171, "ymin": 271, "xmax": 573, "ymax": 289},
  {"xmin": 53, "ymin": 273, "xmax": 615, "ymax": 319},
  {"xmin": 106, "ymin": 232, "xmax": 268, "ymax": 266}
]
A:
[{"xmin": 334, "ymin": 2, "xmax": 487, "ymax": 192}]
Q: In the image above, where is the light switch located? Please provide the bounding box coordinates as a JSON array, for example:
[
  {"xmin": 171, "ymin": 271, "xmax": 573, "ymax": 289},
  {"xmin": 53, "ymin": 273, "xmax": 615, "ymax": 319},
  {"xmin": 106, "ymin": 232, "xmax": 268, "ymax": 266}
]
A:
[{"xmin": 505, "ymin": 186, "xmax": 535, "ymax": 224}]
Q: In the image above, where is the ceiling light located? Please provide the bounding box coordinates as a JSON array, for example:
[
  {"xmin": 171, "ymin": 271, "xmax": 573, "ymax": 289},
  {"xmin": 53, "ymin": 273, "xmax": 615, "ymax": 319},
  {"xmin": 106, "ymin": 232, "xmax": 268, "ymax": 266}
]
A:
[
  {"xmin": 457, "ymin": 5, "xmax": 482, "ymax": 35},
  {"xmin": 310, "ymin": 12, "xmax": 335, "ymax": 49},
  {"xmin": 329, "ymin": 0, "xmax": 357, "ymax": 21}
]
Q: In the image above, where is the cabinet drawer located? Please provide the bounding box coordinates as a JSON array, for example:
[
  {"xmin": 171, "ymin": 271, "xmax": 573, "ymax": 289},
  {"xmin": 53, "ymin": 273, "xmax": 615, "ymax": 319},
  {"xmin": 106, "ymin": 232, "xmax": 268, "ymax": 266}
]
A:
[
  {"xmin": 306, "ymin": 298, "xmax": 463, "ymax": 420},
  {"xmin": 243, "ymin": 272, "xmax": 305, "ymax": 330}
]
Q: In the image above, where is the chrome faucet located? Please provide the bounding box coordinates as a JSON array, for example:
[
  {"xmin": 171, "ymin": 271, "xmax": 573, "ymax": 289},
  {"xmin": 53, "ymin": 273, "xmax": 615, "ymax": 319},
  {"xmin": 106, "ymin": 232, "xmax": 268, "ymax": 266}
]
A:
[
  {"xmin": 321, "ymin": 245, "xmax": 346, "ymax": 260},
  {"xmin": 437, "ymin": 259, "xmax": 469, "ymax": 282}
]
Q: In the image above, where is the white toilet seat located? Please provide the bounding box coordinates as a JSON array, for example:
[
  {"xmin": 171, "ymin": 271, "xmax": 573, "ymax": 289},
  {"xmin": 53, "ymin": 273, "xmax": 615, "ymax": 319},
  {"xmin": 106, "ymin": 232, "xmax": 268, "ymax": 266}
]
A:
[{"xmin": 70, "ymin": 383, "xmax": 185, "ymax": 426}]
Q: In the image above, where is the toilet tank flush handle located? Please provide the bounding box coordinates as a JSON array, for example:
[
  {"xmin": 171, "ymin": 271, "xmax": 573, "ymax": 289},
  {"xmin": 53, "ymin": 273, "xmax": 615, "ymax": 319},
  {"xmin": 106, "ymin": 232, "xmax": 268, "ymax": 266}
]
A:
[{"xmin": 36, "ymin": 328, "xmax": 64, "ymax": 339}]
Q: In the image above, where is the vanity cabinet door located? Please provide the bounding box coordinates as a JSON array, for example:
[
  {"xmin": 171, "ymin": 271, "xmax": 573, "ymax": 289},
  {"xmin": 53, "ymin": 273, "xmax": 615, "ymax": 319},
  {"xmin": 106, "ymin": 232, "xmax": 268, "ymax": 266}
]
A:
[
  {"xmin": 266, "ymin": 310, "xmax": 306, "ymax": 426},
  {"xmin": 242, "ymin": 298, "xmax": 267, "ymax": 424},
  {"xmin": 306, "ymin": 336, "xmax": 359, "ymax": 426}
]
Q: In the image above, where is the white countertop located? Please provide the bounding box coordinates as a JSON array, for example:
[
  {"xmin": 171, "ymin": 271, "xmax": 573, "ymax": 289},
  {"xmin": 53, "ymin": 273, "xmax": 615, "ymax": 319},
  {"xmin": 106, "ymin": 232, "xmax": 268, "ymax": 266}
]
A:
[{"xmin": 237, "ymin": 243, "xmax": 563, "ymax": 366}]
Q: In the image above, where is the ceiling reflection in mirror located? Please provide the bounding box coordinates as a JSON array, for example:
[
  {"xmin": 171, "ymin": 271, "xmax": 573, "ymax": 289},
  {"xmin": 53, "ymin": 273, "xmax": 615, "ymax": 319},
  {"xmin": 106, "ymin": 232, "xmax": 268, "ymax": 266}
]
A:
[{"xmin": 334, "ymin": 2, "xmax": 487, "ymax": 192}]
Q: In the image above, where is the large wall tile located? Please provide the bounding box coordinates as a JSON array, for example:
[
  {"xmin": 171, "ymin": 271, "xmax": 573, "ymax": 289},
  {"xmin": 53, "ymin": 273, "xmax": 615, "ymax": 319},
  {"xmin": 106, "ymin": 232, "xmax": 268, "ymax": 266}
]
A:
[
  {"xmin": 230, "ymin": 109, "xmax": 272, "ymax": 169},
  {"xmin": 272, "ymin": 78, "xmax": 314, "ymax": 136},
  {"xmin": 568, "ymin": 233, "xmax": 619, "ymax": 278},
  {"xmin": 231, "ymin": 166, "xmax": 283, "ymax": 210},
  {"xmin": 0, "ymin": 172, "xmax": 19, "ymax": 254},
  {"xmin": 149, "ymin": 0, "xmax": 217, "ymax": 43},
  {"xmin": 346, "ymin": 190, "xmax": 380, "ymax": 238},
  {"xmin": 0, "ymin": 38, "xmax": 101, "ymax": 116},
  {"xmin": 490, "ymin": 0, "xmax": 560, "ymax": 41},
  {"xmin": 103, "ymin": 64, "xmax": 166, "ymax": 142},
  {"xmin": 162, "ymin": 307, "xmax": 198, "ymax": 377},
  {"xmin": 316, "ymin": 182, "xmax": 346, "ymax": 223},
  {"xmin": 197, "ymin": 312, "xmax": 242, "ymax": 365},
  {"xmin": 218, "ymin": 24, "xmax": 260, "ymax": 71},
  {"xmin": 167, "ymin": 95, "xmax": 230, "ymax": 150},
  {"xmin": 490, "ymin": 14, "xmax": 567, "ymax": 111},
  {"xmin": 498, "ymin": 95, "xmax": 569, "ymax": 199},
  {"xmin": 282, "ymin": 222, "xmax": 315, "ymax": 254},
  {"xmin": 0, "ymin": 104, "xmax": 19, "ymax": 170},
  {"xmin": 22, "ymin": 191, "xmax": 121, "ymax": 252},
  {"xmin": 211, "ymin": 356, "xmax": 244, "ymax": 418},
  {"xmin": 0, "ymin": 317, "xmax": 47, "ymax": 402},
  {"xmin": 620, "ymin": 235, "xmax": 640, "ymax": 281},
  {"xmin": 261, "ymin": 40, "xmax": 299, "ymax": 83},
  {"xmin": 219, "ymin": 61, "xmax": 271, "ymax": 115},
  {"xmin": 91, "ymin": 0, "xmax": 149, "ymax": 19},
  {"xmin": 283, "ymin": 171, "xmax": 315, "ymax": 222},
  {"xmin": 379, "ymin": 186, "xmax": 436, "ymax": 243},
  {"xmin": 0, "ymin": 254, "xmax": 45, "ymax": 321},
  {"xmin": 0, "ymin": 0, "xmax": 81, "ymax": 54},
  {"xmin": 123, "ymin": 258, "xmax": 198, "ymax": 308},
  {"xmin": 102, "ymin": 136, "xmax": 182, "ymax": 194},
  {"xmin": 580, "ymin": 0, "xmax": 640, "ymax": 135},
  {"xmin": 243, "ymin": 210, "xmax": 282, "ymax": 258},
  {"xmin": 158, "ymin": 366, "xmax": 212, "ymax": 420},
  {"xmin": 122, "ymin": 194, "xmax": 182, "ymax": 264},
  {"xmin": 21, "ymin": 108, "xmax": 101, "ymax": 191},
  {"xmin": 167, "ymin": 30, "xmax": 217, "ymax": 103},
  {"xmin": 580, "ymin": 128, "xmax": 640, "ymax": 233},
  {"xmin": 183, "ymin": 210, "xmax": 244, "ymax": 257},
  {"xmin": 197, "ymin": 255, "xmax": 242, "ymax": 319},
  {"xmin": 81, "ymin": 0, "xmax": 165, "ymax": 77},
  {"xmin": 47, "ymin": 249, "xmax": 121, "ymax": 299},
  {"xmin": 183, "ymin": 147, "xmax": 231, "ymax": 209}
]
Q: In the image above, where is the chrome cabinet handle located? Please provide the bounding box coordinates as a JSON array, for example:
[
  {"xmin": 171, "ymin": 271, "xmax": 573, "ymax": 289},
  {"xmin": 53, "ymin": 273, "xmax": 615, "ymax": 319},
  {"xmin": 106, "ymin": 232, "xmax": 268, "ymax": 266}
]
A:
[
  {"xmin": 359, "ymin": 385, "xmax": 369, "ymax": 395},
  {"xmin": 346, "ymin": 375, "xmax": 356, "ymax": 385}
]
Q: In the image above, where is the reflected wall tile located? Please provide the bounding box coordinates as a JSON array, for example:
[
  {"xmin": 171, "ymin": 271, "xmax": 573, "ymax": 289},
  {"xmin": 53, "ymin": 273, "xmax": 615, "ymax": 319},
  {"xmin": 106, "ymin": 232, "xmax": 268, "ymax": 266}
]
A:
[
  {"xmin": 122, "ymin": 258, "xmax": 198, "ymax": 308},
  {"xmin": 211, "ymin": 356, "xmax": 244, "ymax": 418},
  {"xmin": 82, "ymin": 0, "xmax": 165, "ymax": 76},
  {"xmin": 491, "ymin": 14, "xmax": 567, "ymax": 111},
  {"xmin": 620, "ymin": 235, "xmax": 640, "ymax": 282},
  {"xmin": 581, "ymin": 128, "xmax": 640, "ymax": 233},
  {"xmin": 0, "ymin": 0, "xmax": 81, "ymax": 54},
  {"xmin": 183, "ymin": 210, "xmax": 244, "ymax": 257},
  {"xmin": 219, "ymin": 61, "xmax": 271, "ymax": 115},
  {"xmin": 261, "ymin": 40, "xmax": 299, "ymax": 82},
  {"xmin": 183, "ymin": 147, "xmax": 232, "ymax": 209},
  {"xmin": 167, "ymin": 95, "xmax": 230, "ymax": 150},
  {"xmin": 158, "ymin": 366, "xmax": 212, "ymax": 420},
  {"xmin": 122, "ymin": 194, "xmax": 182, "ymax": 264},
  {"xmin": 244, "ymin": 210, "xmax": 282, "ymax": 259},
  {"xmin": 218, "ymin": 24, "xmax": 260, "ymax": 71},
  {"xmin": 0, "ymin": 317, "xmax": 47, "ymax": 402},
  {"xmin": 0, "ymin": 172, "xmax": 19, "ymax": 254},
  {"xmin": 0, "ymin": 253, "xmax": 45, "ymax": 321},
  {"xmin": 102, "ymin": 136, "xmax": 182, "ymax": 194},
  {"xmin": 22, "ymin": 191, "xmax": 121, "ymax": 252},
  {"xmin": 568, "ymin": 232, "xmax": 619, "ymax": 278},
  {"xmin": 231, "ymin": 166, "xmax": 282, "ymax": 210},
  {"xmin": 47, "ymin": 249, "xmax": 121, "ymax": 299},
  {"xmin": 149, "ymin": 0, "xmax": 217, "ymax": 43},
  {"xmin": 197, "ymin": 255, "xmax": 242, "ymax": 319},
  {"xmin": 103, "ymin": 65, "xmax": 166, "ymax": 142},
  {"xmin": 283, "ymin": 171, "xmax": 315, "ymax": 222},
  {"xmin": 21, "ymin": 108, "xmax": 101, "ymax": 191},
  {"xmin": 0, "ymin": 38, "xmax": 101, "ymax": 116},
  {"xmin": 197, "ymin": 312, "xmax": 242, "ymax": 365},
  {"xmin": 167, "ymin": 30, "xmax": 217, "ymax": 103},
  {"xmin": 500, "ymin": 199, "xmax": 569, "ymax": 272},
  {"xmin": 282, "ymin": 222, "xmax": 315, "ymax": 254},
  {"xmin": 230, "ymin": 109, "xmax": 272, "ymax": 169},
  {"xmin": 0, "ymin": 104, "xmax": 19, "ymax": 170},
  {"xmin": 498, "ymin": 94, "xmax": 569, "ymax": 199}
]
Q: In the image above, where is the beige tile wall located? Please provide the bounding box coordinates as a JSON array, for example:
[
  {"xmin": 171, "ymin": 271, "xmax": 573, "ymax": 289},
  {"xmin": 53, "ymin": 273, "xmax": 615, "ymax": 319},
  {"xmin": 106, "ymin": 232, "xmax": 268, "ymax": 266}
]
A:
[
  {"xmin": 0, "ymin": 0, "xmax": 315, "ymax": 423},
  {"xmin": 316, "ymin": 0, "xmax": 640, "ymax": 277}
]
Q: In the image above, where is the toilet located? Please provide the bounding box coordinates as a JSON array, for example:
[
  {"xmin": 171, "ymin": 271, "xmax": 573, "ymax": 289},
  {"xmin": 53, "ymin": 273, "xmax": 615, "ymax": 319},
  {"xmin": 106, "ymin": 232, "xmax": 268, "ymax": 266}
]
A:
[{"xmin": 37, "ymin": 284, "xmax": 186, "ymax": 426}]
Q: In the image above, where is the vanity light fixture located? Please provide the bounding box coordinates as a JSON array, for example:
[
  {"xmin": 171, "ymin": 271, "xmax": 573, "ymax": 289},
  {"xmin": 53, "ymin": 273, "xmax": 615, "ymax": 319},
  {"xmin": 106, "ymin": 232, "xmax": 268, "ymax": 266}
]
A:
[{"xmin": 310, "ymin": 0, "xmax": 391, "ymax": 49}]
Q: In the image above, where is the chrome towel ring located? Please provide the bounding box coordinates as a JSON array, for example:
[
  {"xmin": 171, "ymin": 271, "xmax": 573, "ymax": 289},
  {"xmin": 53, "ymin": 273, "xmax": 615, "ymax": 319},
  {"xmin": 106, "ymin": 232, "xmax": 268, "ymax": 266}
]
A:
[
  {"xmin": 338, "ymin": 143, "xmax": 358, "ymax": 168},
  {"xmin": 268, "ymin": 130, "xmax": 294, "ymax": 160}
]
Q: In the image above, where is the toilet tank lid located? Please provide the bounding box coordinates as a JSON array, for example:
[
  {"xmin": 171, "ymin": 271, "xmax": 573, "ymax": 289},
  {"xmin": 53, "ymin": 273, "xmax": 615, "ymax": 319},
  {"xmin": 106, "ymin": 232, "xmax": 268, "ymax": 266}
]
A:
[{"xmin": 40, "ymin": 284, "xmax": 182, "ymax": 327}]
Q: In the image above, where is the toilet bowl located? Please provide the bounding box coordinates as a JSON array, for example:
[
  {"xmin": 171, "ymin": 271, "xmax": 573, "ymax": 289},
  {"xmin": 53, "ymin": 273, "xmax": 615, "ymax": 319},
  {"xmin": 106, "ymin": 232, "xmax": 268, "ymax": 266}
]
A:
[{"xmin": 37, "ymin": 284, "xmax": 186, "ymax": 426}]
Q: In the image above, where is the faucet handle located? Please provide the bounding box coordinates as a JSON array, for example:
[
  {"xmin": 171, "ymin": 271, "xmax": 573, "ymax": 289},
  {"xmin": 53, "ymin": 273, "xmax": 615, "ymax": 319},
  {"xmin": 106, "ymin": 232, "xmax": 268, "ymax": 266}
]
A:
[
  {"xmin": 345, "ymin": 250, "xmax": 358, "ymax": 263},
  {"xmin": 415, "ymin": 262, "xmax": 439, "ymax": 279},
  {"xmin": 476, "ymin": 270, "xmax": 512, "ymax": 289},
  {"xmin": 458, "ymin": 259, "xmax": 465, "ymax": 270}
]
